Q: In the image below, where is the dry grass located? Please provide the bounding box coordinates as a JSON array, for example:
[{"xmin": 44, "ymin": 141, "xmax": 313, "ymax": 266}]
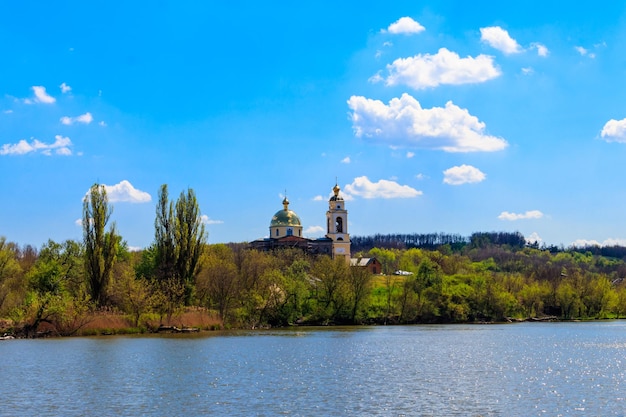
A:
[{"xmin": 76, "ymin": 307, "xmax": 223, "ymax": 335}]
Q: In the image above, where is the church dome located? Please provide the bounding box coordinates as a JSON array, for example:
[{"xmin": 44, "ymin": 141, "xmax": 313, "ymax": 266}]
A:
[
  {"xmin": 270, "ymin": 209, "xmax": 302, "ymax": 227},
  {"xmin": 270, "ymin": 197, "xmax": 302, "ymax": 227}
]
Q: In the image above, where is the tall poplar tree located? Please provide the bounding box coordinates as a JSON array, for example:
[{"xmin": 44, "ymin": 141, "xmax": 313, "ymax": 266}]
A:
[
  {"xmin": 83, "ymin": 183, "xmax": 119, "ymax": 306},
  {"xmin": 154, "ymin": 184, "xmax": 207, "ymax": 304},
  {"xmin": 154, "ymin": 184, "xmax": 176, "ymax": 282}
]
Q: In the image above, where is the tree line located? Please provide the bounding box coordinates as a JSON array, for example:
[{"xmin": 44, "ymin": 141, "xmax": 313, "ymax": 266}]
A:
[{"xmin": 2, "ymin": 184, "xmax": 626, "ymax": 337}]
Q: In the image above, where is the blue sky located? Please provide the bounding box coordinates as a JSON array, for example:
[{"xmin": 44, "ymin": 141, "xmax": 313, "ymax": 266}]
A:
[{"xmin": 3, "ymin": 1, "xmax": 626, "ymax": 250}]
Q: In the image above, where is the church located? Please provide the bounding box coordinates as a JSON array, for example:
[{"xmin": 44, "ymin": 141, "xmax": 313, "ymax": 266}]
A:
[{"xmin": 250, "ymin": 183, "xmax": 351, "ymax": 263}]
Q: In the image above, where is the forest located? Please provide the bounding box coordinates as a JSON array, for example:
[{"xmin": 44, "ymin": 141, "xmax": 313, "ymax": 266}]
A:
[{"xmin": 2, "ymin": 183, "xmax": 626, "ymax": 338}]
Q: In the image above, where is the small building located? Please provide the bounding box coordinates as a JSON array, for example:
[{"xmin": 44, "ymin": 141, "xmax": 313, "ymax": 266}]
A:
[{"xmin": 350, "ymin": 257, "xmax": 382, "ymax": 274}]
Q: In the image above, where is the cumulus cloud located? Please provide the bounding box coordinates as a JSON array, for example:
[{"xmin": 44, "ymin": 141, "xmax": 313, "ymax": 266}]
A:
[
  {"xmin": 305, "ymin": 225, "xmax": 325, "ymax": 235},
  {"xmin": 571, "ymin": 238, "xmax": 626, "ymax": 247},
  {"xmin": 600, "ymin": 118, "xmax": 626, "ymax": 143},
  {"xmin": 348, "ymin": 93, "xmax": 508, "ymax": 153},
  {"xmin": 344, "ymin": 176, "xmax": 422, "ymax": 199},
  {"xmin": 341, "ymin": 156, "xmax": 351, "ymax": 164},
  {"xmin": 498, "ymin": 210, "xmax": 544, "ymax": 221},
  {"xmin": 384, "ymin": 17, "xmax": 425, "ymax": 35},
  {"xmin": 312, "ymin": 195, "xmax": 324, "ymax": 201},
  {"xmin": 531, "ymin": 42, "xmax": 549, "ymax": 57},
  {"xmin": 480, "ymin": 26, "xmax": 522, "ymax": 54},
  {"xmin": 375, "ymin": 48, "xmax": 500, "ymax": 89},
  {"xmin": 443, "ymin": 164, "xmax": 486, "ymax": 185},
  {"xmin": 95, "ymin": 180, "xmax": 151, "ymax": 203},
  {"xmin": 526, "ymin": 232, "xmax": 543, "ymax": 245},
  {"xmin": 406, "ymin": 151, "xmax": 415, "ymax": 158},
  {"xmin": 201, "ymin": 215, "xmax": 224, "ymax": 225},
  {"xmin": 61, "ymin": 112, "xmax": 94, "ymax": 125},
  {"xmin": 1, "ymin": 135, "xmax": 72, "ymax": 156},
  {"xmin": 30, "ymin": 86, "xmax": 56, "ymax": 104},
  {"xmin": 60, "ymin": 82, "xmax": 72, "ymax": 93}
]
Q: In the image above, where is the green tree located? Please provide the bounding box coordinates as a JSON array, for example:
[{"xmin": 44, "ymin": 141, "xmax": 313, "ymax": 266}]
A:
[
  {"xmin": 0, "ymin": 237, "xmax": 24, "ymax": 316},
  {"xmin": 83, "ymin": 184, "xmax": 120, "ymax": 306},
  {"xmin": 310, "ymin": 256, "xmax": 350, "ymax": 323},
  {"xmin": 196, "ymin": 244, "xmax": 238, "ymax": 322},
  {"xmin": 154, "ymin": 184, "xmax": 207, "ymax": 304},
  {"xmin": 347, "ymin": 266, "xmax": 371, "ymax": 323},
  {"xmin": 22, "ymin": 240, "xmax": 91, "ymax": 337}
]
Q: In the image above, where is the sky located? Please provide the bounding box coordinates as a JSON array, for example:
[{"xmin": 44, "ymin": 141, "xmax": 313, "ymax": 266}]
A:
[{"xmin": 3, "ymin": 1, "xmax": 626, "ymax": 250}]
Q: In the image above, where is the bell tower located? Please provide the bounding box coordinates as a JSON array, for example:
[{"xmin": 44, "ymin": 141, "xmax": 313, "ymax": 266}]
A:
[{"xmin": 326, "ymin": 183, "xmax": 351, "ymax": 263}]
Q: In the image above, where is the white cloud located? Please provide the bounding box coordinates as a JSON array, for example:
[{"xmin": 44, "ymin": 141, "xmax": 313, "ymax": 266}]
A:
[
  {"xmin": 600, "ymin": 118, "xmax": 626, "ymax": 143},
  {"xmin": 312, "ymin": 195, "xmax": 324, "ymax": 201},
  {"xmin": 75, "ymin": 218, "xmax": 83, "ymax": 227},
  {"xmin": 571, "ymin": 238, "xmax": 626, "ymax": 247},
  {"xmin": 61, "ymin": 112, "xmax": 93, "ymax": 125},
  {"xmin": 498, "ymin": 210, "xmax": 544, "ymax": 221},
  {"xmin": 377, "ymin": 48, "xmax": 500, "ymax": 89},
  {"xmin": 480, "ymin": 26, "xmax": 522, "ymax": 54},
  {"xmin": 415, "ymin": 173, "xmax": 426, "ymax": 180},
  {"xmin": 31, "ymin": 86, "xmax": 56, "ymax": 104},
  {"xmin": 406, "ymin": 151, "xmax": 415, "ymax": 158},
  {"xmin": 344, "ymin": 176, "xmax": 422, "ymax": 199},
  {"xmin": 521, "ymin": 67, "xmax": 534, "ymax": 75},
  {"xmin": 348, "ymin": 93, "xmax": 508, "ymax": 153},
  {"xmin": 384, "ymin": 17, "xmax": 425, "ymax": 35},
  {"xmin": 341, "ymin": 156, "xmax": 351, "ymax": 164},
  {"xmin": 531, "ymin": 42, "xmax": 549, "ymax": 57},
  {"xmin": 443, "ymin": 164, "xmax": 486, "ymax": 185},
  {"xmin": 575, "ymin": 46, "xmax": 595, "ymax": 58},
  {"xmin": 305, "ymin": 225, "xmax": 325, "ymax": 235},
  {"xmin": 3, "ymin": 110, "xmax": 13, "ymax": 114},
  {"xmin": 60, "ymin": 82, "xmax": 72, "ymax": 93},
  {"xmin": 99, "ymin": 121, "xmax": 107, "ymax": 127},
  {"xmin": 201, "ymin": 215, "xmax": 224, "ymax": 225},
  {"xmin": 96, "ymin": 180, "xmax": 151, "ymax": 203},
  {"xmin": 526, "ymin": 232, "xmax": 543, "ymax": 244},
  {"xmin": 0, "ymin": 135, "xmax": 72, "ymax": 156}
]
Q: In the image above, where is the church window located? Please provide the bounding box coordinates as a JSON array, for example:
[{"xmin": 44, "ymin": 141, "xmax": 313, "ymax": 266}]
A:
[
  {"xmin": 335, "ymin": 217, "xmax": 343, "ymax": 233},
  {"xmin": 275, "ymin": 229, "xmax": 279, "ymax": 236},
  {"xmin": 337, "ymin": 204, "xmax": 341, "ymax": 209},
  {"xmin": 287, "ymin": 228, "xmax": 293, "ymax": 236}
]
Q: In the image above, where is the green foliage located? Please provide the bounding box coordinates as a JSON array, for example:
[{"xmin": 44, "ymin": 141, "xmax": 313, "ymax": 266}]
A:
[
  {"xmin": 9, "ymin": 220, "xmax": 626, "ymax": 331},
  {"xmin": 0, "ymin": 237, "xmax": 24, "ymax": 316},
  {"xmin": 154, "ymin": 184, "xmax": 207, "ymax": 304},
  {"xmin": 83, "ymin": 184, "xmax": 120, "ymax": 306}
]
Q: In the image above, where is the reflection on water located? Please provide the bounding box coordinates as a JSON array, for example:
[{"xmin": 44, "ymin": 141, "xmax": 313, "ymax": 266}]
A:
[{"xmin": 1, "ymin": 322, "xmax": 625, "ymax": 416}]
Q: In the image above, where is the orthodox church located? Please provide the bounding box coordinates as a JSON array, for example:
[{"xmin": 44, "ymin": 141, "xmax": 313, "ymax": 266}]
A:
[{"xmin": 250, "ymin": 184, "xmax": 351, "ymax": 263}]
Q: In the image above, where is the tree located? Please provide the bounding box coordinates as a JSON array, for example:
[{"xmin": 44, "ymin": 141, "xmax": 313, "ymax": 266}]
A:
[
  {"xmin": 310, "ymin": 256, "xmax": 350, "ymax": 323},
  {"xmin": 196, "ymin": 244, "xmax": 238, "ymax": 322},
  {"xmin": 109, "ymin": 262, "xmax": 154, "ymax": 328},
  {"xmin": 347, "ymin": 266, "xmax": 371, "ymax": 323},
  {"xmin": 154, "ymin": 185, "xmax": 176, "ymax": 281},
  {"xmin": 0, "ymin": 237, "xmax": 24, "ymax": 316},
  {"xmin": 21, "ymin": 239, "xmax": 90, "ymax": 337},
  {"xmin": 154, "ymin": 184, "xmax": 207, "ymax": 304},
  {"xmin": 83, "ymin": 183, "xmax": 120, "ymax": 306}
]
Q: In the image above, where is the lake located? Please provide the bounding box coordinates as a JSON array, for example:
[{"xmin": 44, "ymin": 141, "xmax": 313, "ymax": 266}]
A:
[{"xmin": 1, "ymin": 322, "xmax": 625, "ymax": 416}]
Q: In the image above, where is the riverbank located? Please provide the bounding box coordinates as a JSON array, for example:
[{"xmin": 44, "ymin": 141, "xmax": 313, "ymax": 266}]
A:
[{"xmin": 1, "ymin": 307, "xmax": 223, "ymax": 338}]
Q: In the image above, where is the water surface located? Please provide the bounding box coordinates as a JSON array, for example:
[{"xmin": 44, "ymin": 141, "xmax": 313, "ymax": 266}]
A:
[{"xmin": 1, "ymin": 322, "xmax": 625, "ymax": 416}]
